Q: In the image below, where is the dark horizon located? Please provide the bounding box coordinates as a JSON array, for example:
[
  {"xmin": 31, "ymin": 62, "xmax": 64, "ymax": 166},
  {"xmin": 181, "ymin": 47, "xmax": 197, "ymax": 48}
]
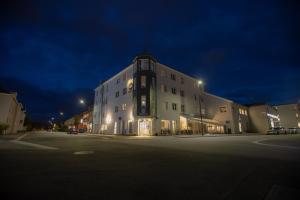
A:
[{"xmin": 1, "ymin": 0, "xmax": 299, "ymax": 122}]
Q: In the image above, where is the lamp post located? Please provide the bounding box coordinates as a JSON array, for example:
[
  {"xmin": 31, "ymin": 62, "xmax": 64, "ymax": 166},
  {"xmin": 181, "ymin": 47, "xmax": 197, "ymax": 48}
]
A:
[{"xmin": 198, "ymin": 80, "xmax": 204, "ymax": 136}]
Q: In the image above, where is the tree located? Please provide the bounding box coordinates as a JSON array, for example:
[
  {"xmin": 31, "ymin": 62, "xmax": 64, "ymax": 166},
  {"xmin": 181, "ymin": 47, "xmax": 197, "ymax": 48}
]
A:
[{"xmin": 0, "ymin": 123, "xmax": 9, "ymax": 134}]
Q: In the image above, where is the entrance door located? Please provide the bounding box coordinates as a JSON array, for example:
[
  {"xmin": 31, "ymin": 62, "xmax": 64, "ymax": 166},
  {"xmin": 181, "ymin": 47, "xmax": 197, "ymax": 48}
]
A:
[{"xmin": 138, "ymin": 119, "xmax": 151, "ymax": 136}]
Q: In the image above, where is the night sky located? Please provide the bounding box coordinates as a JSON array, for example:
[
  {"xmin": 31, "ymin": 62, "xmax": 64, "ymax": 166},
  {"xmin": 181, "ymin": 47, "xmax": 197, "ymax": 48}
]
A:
[{"xmin": 1, "ymin": 0, "xmax": 299, "ymax": 122}]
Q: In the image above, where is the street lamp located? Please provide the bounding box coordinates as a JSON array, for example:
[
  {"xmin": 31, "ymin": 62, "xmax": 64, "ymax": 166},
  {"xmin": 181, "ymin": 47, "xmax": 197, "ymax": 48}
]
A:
[
  {"xmin": 60, "ymin": 112, "xmax": 64, "ymax": 116},
  {"xmin": 79, "ymin": 99, "xmax": 85, "ymax": 104},
  {"xmin": 198, "ymin": 80, "xmax": 204, "ymax": 136}
]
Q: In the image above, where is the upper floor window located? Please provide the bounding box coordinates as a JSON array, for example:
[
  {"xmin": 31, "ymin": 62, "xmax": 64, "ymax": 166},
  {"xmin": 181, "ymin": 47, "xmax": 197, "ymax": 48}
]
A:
[
  {"xmin": 123, "ymin": 88, "xmax": 127, "ymax": 95},
  {"xmin": 180, "ymin": 77, "xmax": 184, "ymax": 84},
  {"xmin": 115, "ymin": 106, "xmax": 119, "ymax": 112},
  {"xmin": 116, "ymin": 79, "xmax": 120, "ymax": 84},
  {"xmin": 161, "ymin": 84, "xmax": 167, "ymax": 92},
  {"xmin": 115, "ymin": 91, "xmax": 119, "ymax": 98},
  {"xmin": 171, "ymin": 74, "xmax": 176, "ymax": 81},
  {"xmin": 172, "ymin": 103, "xmax": 177, "ymax": 111},
  {"xmin": 122, "ymin": 104, "xmax": 127, "ymax": 111},
  {"xmin": 171, "ymin": 88, "xmax": 176, "ymax": 94},
  {"xmin": 141, "ymin": 95, "xmax": 146, "ymax": 113},
  {"xmin": 180, "ymin": 90, "xmax": 184, "ymax": 97},
  {"xmin": 165, "ymin": 102, "xmax": 168, "ymax": 110},
  {"xmin": 141, "ymin": 59, "xmax": 149, "ymax": 71},
  {"xmin": 141, "ymin": 76, "xmax": 146, "ymax": 88},
  {"xmin": 220, "ymin": 106, "xmax": 227, "ymax": 113}
]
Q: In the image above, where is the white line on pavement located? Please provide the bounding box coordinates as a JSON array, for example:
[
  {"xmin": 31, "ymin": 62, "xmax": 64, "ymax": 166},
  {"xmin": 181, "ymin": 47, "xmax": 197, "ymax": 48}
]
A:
[
  {"xmin": 11, "ymin": 140, "xmax": 58, "ymax": 150},
  {"xmin": 252, "ymin": 138, "xmax": 300, "ymax": 150},
  {"xmin": 15, "ymin": 133, "xmax": 28, "ymax": 141}
]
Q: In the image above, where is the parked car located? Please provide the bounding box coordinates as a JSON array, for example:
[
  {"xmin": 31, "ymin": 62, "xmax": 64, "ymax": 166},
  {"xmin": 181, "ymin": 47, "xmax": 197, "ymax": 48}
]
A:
[
  {"xmin": 267, "ymin": 127, "xmax": 286, "ymax": 135},
  {"xmin": 68, "ymin": 128, "xmax": 78, "ymax": 134}
]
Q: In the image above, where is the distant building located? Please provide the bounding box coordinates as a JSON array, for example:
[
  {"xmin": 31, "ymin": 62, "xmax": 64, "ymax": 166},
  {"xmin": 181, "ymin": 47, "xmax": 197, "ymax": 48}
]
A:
[
  {"xmin": 275, "ymin": 103, "xmax": 300, "ymax": 128},
  {"xmin": 0, "ymin": 92, "xmax": 26, "ymax": 134},
  {"xmin": 64, "ymin": 110, "xmax": 93, "ymax": 133},
  {"xmin": 248, "ymin": 104, "xmax": 280, "ymax": 133},
  {"xmin": 203, "ymin": 93, "xmax": 250, "ymax": 134}
]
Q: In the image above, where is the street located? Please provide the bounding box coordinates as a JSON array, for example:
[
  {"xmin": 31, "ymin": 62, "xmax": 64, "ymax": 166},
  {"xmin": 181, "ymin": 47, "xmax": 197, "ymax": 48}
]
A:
[{"xmin": 1, "ymin": 132, "xmax": 300, "ymax": 200}]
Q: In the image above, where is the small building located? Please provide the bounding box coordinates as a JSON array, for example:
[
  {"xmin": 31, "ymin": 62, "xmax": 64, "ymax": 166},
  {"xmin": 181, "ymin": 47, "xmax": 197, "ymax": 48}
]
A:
[
  {"xmin": 0, "ymin": 92, "xmax": 26, "ymax": 134},
  {"xmin": 275, "ymin": 103, "xmax": 300, "ymax": 128},
  {"xmin": 64, "ymin": 109, "xmax": 93, "ymax": 133},
  {"xmin": 248, "ymin": 104, "xmax": 280, "ymax": 133}
]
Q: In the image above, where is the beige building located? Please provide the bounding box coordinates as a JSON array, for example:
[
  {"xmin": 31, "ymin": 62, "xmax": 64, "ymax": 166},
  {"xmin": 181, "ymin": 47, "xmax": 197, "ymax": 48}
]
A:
[
  {"xmin": 275, "ymin": 103, "xmax": 300, "ymax": 128},
  {"xmin": 248, "ymin": 104, "xmax": 280, "ymax": 133},
  {"xmin": 0, "ymin": 92, "xmax": 26, "ymax": 134}
]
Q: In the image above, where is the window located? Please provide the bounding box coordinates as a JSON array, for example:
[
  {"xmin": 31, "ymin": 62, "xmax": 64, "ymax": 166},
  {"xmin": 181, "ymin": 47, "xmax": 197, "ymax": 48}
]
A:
[
  {"xmin": 180, "ymin": 77, "xmax": 184, "ymax": 84},
  {"xmin": 171, "ymin": 73, "xmax": 176, "ymax": 80},
  {"xmin": 115, "ymin": 106, "xmax": 119, "ymax": 112},
  {"xmin": 122, "ymin": 104, "xmax": 127, "ymax": 111},
  {"xmin": 150, "ymin": 61, "xmax": 155, "ymax": 71},
  {"xmin": 220, "ymin": 106, "xmax": 227, "ymax": 113},
  {"xmin": 161, "ymin": 84, "xmax": 167, "ymax": 92},
  {"xmin": 141, "ymin": 76, "xmax": 146, "ymax": 88},
  {"xmin": 123, "ymin": 88, "xmax": 127, "ymax": 95},
  {"xmin": 181, "ymin": 105, "xmax": 185, "ymax": 112},
  {"xmin": 180, "ymin": 90, "xmax": 184, "ymax": 97},
  {"xmin": 141, "ymin": 95, "xmax": 146, "ymax": 113},
  {"xmin": 194, "ymin": 95, "xmax": 197, "ymax": 101},
  {"xmin": 165, "ymin": 102, "xmax": 168, "ymax": 110},
  {"xmin": 115, "ymin": 91, "xmax": 119, "ymax": 97},
  {"xmin": 171, "ymin": 88, "xmax": 176, "ymax": 94},
  {"xmin": 172, "ymin": 103, "xmax": 177, "ymax": 111},
  {"xmin": 116, "ymin": 79, "xmax": 120, "ymax": 84},
  {"xmin": 245, "ymin": 110, "xmax": 248, "ymax": 116},
  {"xmin": 141, "ymin": 59, "xmax": 148, "ymax": 71}
]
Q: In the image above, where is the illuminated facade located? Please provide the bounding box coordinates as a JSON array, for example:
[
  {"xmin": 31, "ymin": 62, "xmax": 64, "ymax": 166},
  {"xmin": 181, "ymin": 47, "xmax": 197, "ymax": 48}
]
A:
[
  {"xmin": 275, "ymin": 103, "xmax": 300, "ymax": 128},
  {"xmin": 248, "ymin": 104, "xmax": 281, "ymax": 133},
  {"xmin": 92, "ymin": 54, "xmax": 251, "ymax": 135}
]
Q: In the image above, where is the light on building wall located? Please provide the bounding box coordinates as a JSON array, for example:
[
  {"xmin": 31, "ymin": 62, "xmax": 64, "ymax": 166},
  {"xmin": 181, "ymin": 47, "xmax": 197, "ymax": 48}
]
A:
[
  {"xmin": 105, "ymin": 114, "xmax": 112, "ymax": 124},
  {"xmin": 198, "ymin": 80, "xmax": 203, "ymax": 85},
  {"xmin": 129, "ymin": 110, "xmax": 134, "ymax": 121}
]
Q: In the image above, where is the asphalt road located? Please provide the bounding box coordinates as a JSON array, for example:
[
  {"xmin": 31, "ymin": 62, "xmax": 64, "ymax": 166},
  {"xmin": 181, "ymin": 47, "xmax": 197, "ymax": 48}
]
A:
[{"xmin": 1, "ymin": 132, "xmax": 300, "ymax": 200}]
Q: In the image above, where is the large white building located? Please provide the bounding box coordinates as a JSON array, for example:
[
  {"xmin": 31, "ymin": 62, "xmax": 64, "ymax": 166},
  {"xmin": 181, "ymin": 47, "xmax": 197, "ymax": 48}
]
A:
[
  {"xmin": 0, "ymin": 92, "xmax": 26, "ymax": 134},
  {"xmin": 93, "ymin": 54, "xmax": 250, "ymax": 136}
]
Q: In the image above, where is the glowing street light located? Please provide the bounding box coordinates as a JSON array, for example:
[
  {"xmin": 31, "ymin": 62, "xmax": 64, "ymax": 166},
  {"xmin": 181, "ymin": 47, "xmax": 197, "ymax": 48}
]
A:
[
  {"xmin": 60, "ymin": 112, "xmax": 64, "ymax": 116},
  {"xmin": 198, "ymin": 80, "xmax": 203, "ymax": 85},
  {"xmin": 79, "ymin": 99, "xmax": 85, "ymax": 104}
]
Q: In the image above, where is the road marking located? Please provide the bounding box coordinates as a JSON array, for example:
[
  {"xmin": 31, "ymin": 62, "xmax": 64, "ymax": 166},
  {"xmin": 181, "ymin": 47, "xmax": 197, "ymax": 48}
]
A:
[
  {"xmin": 73, "ymin": 151, "xmax": 94, "ymax": 155},
  {"xmin": 11, "ymin": 140, "xmax": 58, "ymax": 150},
  {"xmin": 15, "ymin": 133, "xmax": 28, "ymax": 141},
  {"xmin": 252, "ymin": 138, "xmax": 300, "ymax": 150}
]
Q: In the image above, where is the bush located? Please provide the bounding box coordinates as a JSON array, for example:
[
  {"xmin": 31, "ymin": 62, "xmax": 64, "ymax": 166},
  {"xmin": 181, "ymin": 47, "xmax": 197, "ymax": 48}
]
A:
[{"xmin": 0, "ymin": 123, "xmax": 9, "ymax": 134}]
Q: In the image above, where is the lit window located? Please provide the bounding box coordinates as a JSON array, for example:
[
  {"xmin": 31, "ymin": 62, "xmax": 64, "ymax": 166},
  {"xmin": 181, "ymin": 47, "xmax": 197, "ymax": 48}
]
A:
[
  {"xmin": 220, "ymin": 106, "xmax": 227, "ymax": 113},
  {"xmin": 296, "ymin": 113, "xmax": 299, "ymax": 118},
  {"xmin": 171, "ymin": 88, "xmax": 176, "ymax": 94},
  {"xmin": 172, "ymin": 103, "xmax": 177, "ymax": 111},
  {"xmin": 122, "ymin": 104, "xmax": 127, "ymax": 111},
  {"xmin": 141, "ymin": 76, "xmax": 146, "ymax": 88},
  {"xmin": 141, "ymin": 95, "xmax": 146, "ymax": 113},
  {"xmin": 245, "ymin": 110, "xmax": 248, "ymax": 116}
]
